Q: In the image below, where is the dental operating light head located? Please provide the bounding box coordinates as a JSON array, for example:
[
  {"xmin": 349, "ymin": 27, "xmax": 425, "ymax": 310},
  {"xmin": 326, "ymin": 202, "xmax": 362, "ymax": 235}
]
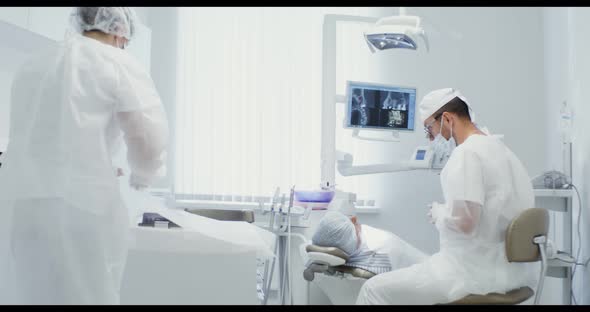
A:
[{"xmin": 364, "ymin": 15, "xmax": 429, "ymax": 53}]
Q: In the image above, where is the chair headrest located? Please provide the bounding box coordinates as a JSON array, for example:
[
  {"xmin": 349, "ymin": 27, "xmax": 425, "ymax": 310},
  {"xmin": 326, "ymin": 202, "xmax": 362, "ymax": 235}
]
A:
[
  {"xmin": 306, "ymin": 245, "xmax": 349, "ymax": 261},
  {"xmin": 505, "ymin": 208, "xmax": 549, "ymax": 262}
]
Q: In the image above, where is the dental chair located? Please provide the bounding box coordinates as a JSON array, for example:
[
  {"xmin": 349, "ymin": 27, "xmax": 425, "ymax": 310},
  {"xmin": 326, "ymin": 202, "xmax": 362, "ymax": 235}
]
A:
[
  {"xmin": 302, "ymin": 245, "xmax": 376, "ymax": 305},
  {"xmin": 303, "ymin": 245, "xmax": 375, "ymax": 281},
  {"xmin": 302, "ymin": 208, "xmax": 550, "ymax": 305},
  {"xmin": 444, "ymin": 208, "xmax": 549, "ymax": 305}
]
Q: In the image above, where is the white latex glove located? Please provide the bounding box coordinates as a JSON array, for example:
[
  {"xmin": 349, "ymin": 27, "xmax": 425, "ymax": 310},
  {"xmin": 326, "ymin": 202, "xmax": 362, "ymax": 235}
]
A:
[
  {"xmin": 427, "ymin": 201, "xmax": 446, "ymax": 224},
  {"xmin": 427, "ymin": 208, "xmax": 435, "ymax": 224}
]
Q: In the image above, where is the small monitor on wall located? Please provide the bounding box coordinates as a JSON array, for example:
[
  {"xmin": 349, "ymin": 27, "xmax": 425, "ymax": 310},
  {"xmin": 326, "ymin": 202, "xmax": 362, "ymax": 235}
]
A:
[{"xmin": 345, "ymin": 81, "xmax": 416, "ymax": 131}]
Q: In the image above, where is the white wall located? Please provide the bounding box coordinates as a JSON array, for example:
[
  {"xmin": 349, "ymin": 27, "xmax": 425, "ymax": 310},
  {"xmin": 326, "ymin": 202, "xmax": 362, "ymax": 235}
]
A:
[
  {"xmin": 542, "ymin": 7, "xmax": 571, "ymax": 305},
  {"xmin": 543, "ymin": 7, "xmax": 590, "ymax": 305},
  {"xmin": 543, "ymin": 8, "xmax": 569, "ymax": 172},
  {"xmin": 133, "ymin": 7, "xmax": 149, "ymax": 26},
  {"xmin": 345, "ymin": 7, "xmax": 547, "ymax": 254}
]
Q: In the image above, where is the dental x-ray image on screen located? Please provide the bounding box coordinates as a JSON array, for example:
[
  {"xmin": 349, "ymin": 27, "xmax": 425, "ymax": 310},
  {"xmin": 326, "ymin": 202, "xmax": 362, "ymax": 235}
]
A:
[{"xmin": 346, "ymin": 81, "xmax": 416, "ymax": 131}]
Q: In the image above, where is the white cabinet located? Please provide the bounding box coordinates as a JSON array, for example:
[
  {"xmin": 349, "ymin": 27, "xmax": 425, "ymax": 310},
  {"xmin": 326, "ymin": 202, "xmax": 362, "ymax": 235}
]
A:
[
  {"xmin": 0, "ymin": 7, "xmax": 29, "ymax": 30},
  {"xmin": 28, "ymin": 7, "xmax": 72, "ymax": 41}
]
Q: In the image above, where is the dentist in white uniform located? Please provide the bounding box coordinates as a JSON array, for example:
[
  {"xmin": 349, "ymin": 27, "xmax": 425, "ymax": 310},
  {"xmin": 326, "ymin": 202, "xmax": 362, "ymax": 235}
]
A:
[{"xmin": 356, "ymin": 88, "xmax": 537, "ymax": 305}]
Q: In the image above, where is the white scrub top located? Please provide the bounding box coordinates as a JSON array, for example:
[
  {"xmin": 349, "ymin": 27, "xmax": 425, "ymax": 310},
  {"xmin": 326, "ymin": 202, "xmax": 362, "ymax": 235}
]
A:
[
  {"xmin": 356, "ymin": 134, "xmax": 538, "ymax": 305},
  {"xmin": 436, "ymin": 134, "xmax": 538, "ymax": 298}
]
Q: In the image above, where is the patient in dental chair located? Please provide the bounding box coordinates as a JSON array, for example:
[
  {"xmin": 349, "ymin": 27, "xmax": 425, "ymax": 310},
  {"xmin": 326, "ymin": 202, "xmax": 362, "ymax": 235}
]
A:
[{"xmin": 311, "ymin": 211, "xmax": 428, "ymax": 276}]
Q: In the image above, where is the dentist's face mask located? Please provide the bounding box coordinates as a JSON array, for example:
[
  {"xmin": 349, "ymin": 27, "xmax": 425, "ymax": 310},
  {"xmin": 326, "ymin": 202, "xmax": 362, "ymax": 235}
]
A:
[{"xmin": 430, "ymin": 115, "xmax": 456, "ymax": 163}]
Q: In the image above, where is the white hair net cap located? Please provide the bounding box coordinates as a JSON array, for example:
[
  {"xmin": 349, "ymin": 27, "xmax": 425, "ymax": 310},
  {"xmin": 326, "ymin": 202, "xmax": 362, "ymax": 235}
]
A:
[
  {"xmin": 312, "ymin": 211, "xmax": 357, "ymax": 256},
  {"xmin": 70, "ymin": 7, "xmax": 138, "ymax": 40},
  {"xmin": 418, "ymin": 88, "xmax": 474, "ymax": 125}
]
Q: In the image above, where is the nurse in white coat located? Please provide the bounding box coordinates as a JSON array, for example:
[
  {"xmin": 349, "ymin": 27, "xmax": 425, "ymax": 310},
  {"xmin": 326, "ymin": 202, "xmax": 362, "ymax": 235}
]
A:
[
  {"xmin": 0, "ymin": 7, "xmax": 168, "ymax": 304},
  {"xmin": 356, "ymin": 88, "xmax": 537, "ymax": 305}
]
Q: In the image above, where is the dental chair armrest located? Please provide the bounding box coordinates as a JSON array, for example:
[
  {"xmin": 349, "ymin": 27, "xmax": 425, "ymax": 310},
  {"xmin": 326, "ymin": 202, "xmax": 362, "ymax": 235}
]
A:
[
  {"xmin": 303, "ymin": 263, "xmax": 329, "ymax": 282},
  {"xmin": 304, "ymin": 246, "xmax": 377, "ymax": 281},
  {"xmin": 304, "ymin": 245, "xmax": 349, "ymax": 282},
  {"xmin": 307, "ymin": 252, "xmax": 346, "ymax": 267},
  {"xmin": 332, "ymin": 266, "xmax": 376, "ymax": 280}
]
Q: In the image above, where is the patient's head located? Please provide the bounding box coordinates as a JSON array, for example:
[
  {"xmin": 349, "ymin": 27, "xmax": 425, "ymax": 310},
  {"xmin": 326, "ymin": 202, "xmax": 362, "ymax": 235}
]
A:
[{"xmin": 312, "ymin": 211, "xmax": 361, "ymax": 256}]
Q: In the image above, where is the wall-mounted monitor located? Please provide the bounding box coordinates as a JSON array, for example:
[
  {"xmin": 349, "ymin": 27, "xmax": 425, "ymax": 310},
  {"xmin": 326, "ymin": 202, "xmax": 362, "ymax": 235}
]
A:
[{"xmin": 345, "ymin": 81, "xmax": 416, "ymax": 131}]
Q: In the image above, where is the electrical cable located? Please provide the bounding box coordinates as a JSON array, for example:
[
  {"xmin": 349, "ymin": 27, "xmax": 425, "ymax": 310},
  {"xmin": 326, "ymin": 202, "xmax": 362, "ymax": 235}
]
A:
[{"xmin": 569, "ymin": 184, "xmax": 584, "ymax": 305}]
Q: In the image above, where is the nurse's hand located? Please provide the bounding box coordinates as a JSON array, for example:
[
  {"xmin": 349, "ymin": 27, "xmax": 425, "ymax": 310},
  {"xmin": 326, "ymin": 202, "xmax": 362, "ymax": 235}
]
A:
[
  {"xmin": 427, "ymin": 209, "xmax": 435, "ymax": 224},
  {"xmin": 428, "ymin": 202, "xmax": 446, "ymax": 224}
]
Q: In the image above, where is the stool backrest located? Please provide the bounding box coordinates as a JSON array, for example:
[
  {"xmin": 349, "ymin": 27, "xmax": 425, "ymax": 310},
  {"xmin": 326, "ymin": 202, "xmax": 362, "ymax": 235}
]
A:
[{"xmin": 505, "ymin": 208, "xmax": 549, "ymax": 262}]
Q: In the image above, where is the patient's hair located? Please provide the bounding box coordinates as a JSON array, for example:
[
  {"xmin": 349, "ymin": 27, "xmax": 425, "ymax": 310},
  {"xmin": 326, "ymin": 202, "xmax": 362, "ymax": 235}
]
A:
[
  {"xmin": 432, "ymin": 96, "xmax": 471, "ymax": 121},
  {"xmin": 312, "ymin": 211, "xmax": 358, "ymax": 256}
]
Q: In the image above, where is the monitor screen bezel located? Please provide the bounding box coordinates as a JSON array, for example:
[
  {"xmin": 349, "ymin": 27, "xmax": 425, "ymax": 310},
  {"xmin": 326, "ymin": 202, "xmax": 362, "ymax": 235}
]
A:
[{"xmin": 344, "ymin": 80, "xmax": 417, "ymax": 132}]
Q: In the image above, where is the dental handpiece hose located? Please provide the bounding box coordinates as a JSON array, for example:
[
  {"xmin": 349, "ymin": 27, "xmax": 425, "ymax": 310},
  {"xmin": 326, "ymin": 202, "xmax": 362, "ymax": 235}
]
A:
[
  {"xmin": 278, "ymin": 193, "xmax": 287, "ymax": 303},
  {"xmin": 269, "ymin": 187, "xmax": 280, "ymax": 231},
  {"xmin": 287, "ymin": 185, "xmax": 295, "ymax": 305},
  {"xmin": 279, "ymin": 194, "xmax": 286, "ymax": 231}
]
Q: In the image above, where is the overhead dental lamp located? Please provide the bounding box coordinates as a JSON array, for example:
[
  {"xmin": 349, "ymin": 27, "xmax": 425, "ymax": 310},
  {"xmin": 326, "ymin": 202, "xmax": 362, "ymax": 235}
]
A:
[
  {"xmin": 321, "ymin": 10, "xmax": 431, "ymax": 187},
  {"xmin": 364, "ymin": 15, "xmax": 429, "ymax": 53}
]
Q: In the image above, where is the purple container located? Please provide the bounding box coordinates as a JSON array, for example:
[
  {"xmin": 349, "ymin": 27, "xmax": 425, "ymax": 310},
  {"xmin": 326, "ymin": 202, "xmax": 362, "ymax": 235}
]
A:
[{"xmin": 294, "ymin": 190, "xmax": 335, "ymax": 203}]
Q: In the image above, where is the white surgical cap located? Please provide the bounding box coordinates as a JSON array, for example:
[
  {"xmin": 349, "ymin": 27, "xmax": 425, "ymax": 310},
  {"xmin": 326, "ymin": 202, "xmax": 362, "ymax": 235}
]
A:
[
  {"xmin": 70, "ymin": 7, "xmax": 138, "ymax": 40},
  {"xmin": 418, "ymin": 88, "xmax": 474, "ymax": 125},
  {"xmin": 312, "ymin": 211, "xmax": 358, "ymax": 256}
]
